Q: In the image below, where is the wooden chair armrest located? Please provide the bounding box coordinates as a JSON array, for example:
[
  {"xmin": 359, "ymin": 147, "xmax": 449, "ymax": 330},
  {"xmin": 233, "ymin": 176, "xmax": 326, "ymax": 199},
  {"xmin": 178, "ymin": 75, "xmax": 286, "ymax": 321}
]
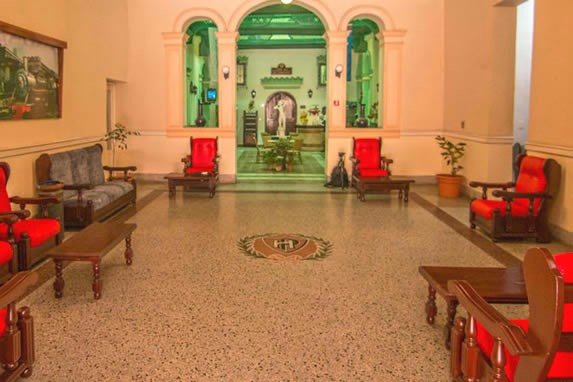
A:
[
  {"xmin": 350, "ymin": 157, "xmax": 360, "ymax": 165},
  {"xmin": 0, "ymin": 210, "xmax": 31, "ymax": 220},
  {"xmin": 448, "ymin": 280, "xmax": 534, "ymax": 355},
  {"xmin": 382, "ymin": 157, "xmax": 394, "ymax": 165},
  {"xmin": 492, "ymin": 190, "xmax": 550, "ymax": 200},
  {"xmin": 0, "ymin": 271, "xmax": 39, "ymax": 307},
  {"xmin": 469, "ymin": 181, "xmax": 515, "ymax": 200},
  {"xmin": 181, "ymin": 156, "xmax": 191, "ymax": 163},
  {"xmin": 63, "ymin": 183, "xmax": 94, "ymax": 190},
  {"xmin": 0, "ymin": 213, "xmax": 20, "ymax": 224},
  {"xmin": 10, "ymin": 196, "xmax": 58, "ymax": 206}
]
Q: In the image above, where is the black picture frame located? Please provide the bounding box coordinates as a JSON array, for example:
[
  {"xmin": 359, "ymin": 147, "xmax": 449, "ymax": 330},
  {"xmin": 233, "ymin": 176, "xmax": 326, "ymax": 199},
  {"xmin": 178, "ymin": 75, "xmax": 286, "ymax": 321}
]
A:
[
  {"xmin": 237, "ymin": 63, "xmax": 246, "ymax": 86},
  {"xmin": 318, "ymin": 63, "xmax": 327, "ymax": 86},
  {"xmin": 0, "ymin": 20, "xmax": 67, "ymax": 120}
]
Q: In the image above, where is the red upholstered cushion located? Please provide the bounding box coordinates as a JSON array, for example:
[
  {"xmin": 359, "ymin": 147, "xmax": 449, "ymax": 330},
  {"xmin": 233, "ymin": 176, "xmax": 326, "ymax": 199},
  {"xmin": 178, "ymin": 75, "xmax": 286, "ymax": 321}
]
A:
[
  {"xmin": 555, "ymin": 253, "xmax": 573, "ymax": 283},
  {"xmin": 0, "ymin": 309, "xmax": 5, "ymax": 336},
  {"xmin": 185, "ymin": 166, "xmax": 214, "ymax": 175},
  {"xmin": 359, "ymin": 168, "xmax": 388, "ymax": 177},
  {"xmin": 191, "ymin": 138, "xmax": 217, "ymax": 168},
  {"xmin": 470, "ymin": 199, "xmax": 533, "ymax": 220},
  {"xmin": 0, "ymin": 218, "xmax": 60, "ymax": 248},
  {"xmin": 0, "ymin": 166, "xmax": 11, "ymax": 213},
  {"xmin": 0, "ymin": 241, "xmax": 13, "ymax": 266},
  {"xmin": 515, "ymin": 156, "xmax": 548, "ymax": 214},
  {"xmin": 354, "ymin": 139, "xmax": 381, "ymax": 170},
  {"xmin": 476, "ymin": 315, "xmax": 573, "ymax": 381}
]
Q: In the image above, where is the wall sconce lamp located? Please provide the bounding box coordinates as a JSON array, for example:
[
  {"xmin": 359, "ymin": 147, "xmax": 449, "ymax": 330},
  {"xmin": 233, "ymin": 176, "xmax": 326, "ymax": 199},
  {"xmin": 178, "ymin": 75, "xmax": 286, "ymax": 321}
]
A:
[
  {"xmin": 335, "ymin": 64, "xmax": 344, "ymax": 78},
  {"xmin": 281, "ymin": 0, "xmax": 293, "ymax": 4},
  {"xmin": 307, "ymin": 89, "xmax": 313, "ymax": 98},
  {"xmin": 222, "ymin": 65, "xmax": 230, "ymax": 80},
  {"xmin": 251, "ymin": 89, "xmax": 257, "ymax": 99}
]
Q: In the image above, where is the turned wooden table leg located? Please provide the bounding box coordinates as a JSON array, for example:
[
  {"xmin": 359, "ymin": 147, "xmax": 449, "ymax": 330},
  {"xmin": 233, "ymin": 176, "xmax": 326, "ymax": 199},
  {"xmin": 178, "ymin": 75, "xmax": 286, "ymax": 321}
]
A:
[
  {"xmin": 92, "ymin": 260, "xmax": 102, "ymax": 300},
  {"xmin": 168, "ymin": 180, "xmax": 175, "ymax": 198},
  {"xmin": 398, "ymin": 189, "xmax": 403, "ymax": 200},
  {"xmin": 125, "ymin": 234, "xmax": 133, "ymax": 265},
  {"xmin": 425, "ymin": 285, "xmax": 437, "ymax": 325},
  {"xmin": 53, "ymin": 260, "xmax": 65, "ymax": 298},
  {"xmin": 444, "ymin": 300, "xmax": 459, "ymax": 349},
  {"xmin": 404, "ymin": 185, "xmax": 410, "ymax": 202}
]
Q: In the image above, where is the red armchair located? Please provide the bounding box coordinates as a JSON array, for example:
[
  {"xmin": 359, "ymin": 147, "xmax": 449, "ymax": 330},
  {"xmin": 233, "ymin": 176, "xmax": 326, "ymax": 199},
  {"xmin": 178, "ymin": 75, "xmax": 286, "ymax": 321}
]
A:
[
  {"xmin": 0, "ymin": 162, "xmax": 62, "ymax": 270},
  {"xmin": 181, "ymin": 137, "xmax": 220, "ymax": 198},
  {"xmin": 350, "ymin": 137, "xmax": 393, "ymax": 184},
  {"xmin": 449, "ymin": 248, "xmax": 573, "ymax": 382},
  {"xmin": 469, "ymin": 155, "xmax": 561, "ymax": 243},
  {"xmin": 0, "ymin": 270, "xmax": 38, "ymax": 379}
]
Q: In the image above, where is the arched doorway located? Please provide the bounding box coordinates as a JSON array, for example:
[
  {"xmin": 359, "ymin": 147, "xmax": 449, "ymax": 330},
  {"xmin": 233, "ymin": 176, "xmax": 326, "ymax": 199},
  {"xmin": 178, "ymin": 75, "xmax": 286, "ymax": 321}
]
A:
[{"xmin": 235, "ymin": 3, "xmax": 326, "ymax": 181}]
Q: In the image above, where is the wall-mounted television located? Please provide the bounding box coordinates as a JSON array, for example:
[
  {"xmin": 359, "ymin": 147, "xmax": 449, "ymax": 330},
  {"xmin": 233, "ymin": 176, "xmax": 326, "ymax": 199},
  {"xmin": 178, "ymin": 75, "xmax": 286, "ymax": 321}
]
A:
[{"xmin": 205, "ymin": 88, "xmax": 217, "ymax": 103}]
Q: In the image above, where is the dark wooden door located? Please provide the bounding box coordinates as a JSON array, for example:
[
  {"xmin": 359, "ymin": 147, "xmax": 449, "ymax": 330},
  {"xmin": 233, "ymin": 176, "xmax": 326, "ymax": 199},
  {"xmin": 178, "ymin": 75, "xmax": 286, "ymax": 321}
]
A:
[{"xmin": 265, "ymin": 92, "xmax": 297, "ymax": 135}]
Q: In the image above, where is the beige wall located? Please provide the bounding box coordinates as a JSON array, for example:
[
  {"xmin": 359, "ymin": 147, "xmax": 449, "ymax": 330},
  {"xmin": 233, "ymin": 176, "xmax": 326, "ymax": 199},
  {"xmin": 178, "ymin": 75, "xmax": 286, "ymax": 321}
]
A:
[
  {"xmin": 1, "ymin": 0, "xmax": 571, "ymax": 236},
  {"xmin": 0, "ymin": 0, "xmax": 129, "ymax": 196},
  {"xmin": 527, "ymin": 0, "xmax": 573, "ymax": 233}
]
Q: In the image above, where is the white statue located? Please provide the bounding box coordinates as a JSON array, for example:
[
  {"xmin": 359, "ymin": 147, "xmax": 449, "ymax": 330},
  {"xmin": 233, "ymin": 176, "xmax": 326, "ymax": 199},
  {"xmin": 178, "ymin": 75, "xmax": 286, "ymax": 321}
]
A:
[{"xmin": 274, "ymin": 100, "xmax": 286, "ymax": 138}]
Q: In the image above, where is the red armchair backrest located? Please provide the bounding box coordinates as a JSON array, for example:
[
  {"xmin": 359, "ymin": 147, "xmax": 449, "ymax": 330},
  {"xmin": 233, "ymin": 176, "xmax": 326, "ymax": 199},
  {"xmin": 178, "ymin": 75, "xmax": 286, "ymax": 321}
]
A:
[
  {"xmin": 0, "ymin": 163, "xmax": 11, "ymax": 213},
  {"xmin": 353, "ymin": 138, "xmax": 381, "ymax": 169},
  {"xmin": 515, "ymin": 156, "xmax": 548, "ymax": 213},
  {"xmin": 191, "ymin": 138, "xmax": 217, "ymax": 168}
]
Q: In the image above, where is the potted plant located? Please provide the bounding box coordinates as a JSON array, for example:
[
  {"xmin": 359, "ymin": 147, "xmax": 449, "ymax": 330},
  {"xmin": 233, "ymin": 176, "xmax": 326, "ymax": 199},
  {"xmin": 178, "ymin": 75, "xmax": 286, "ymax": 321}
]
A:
[
  {"xmin": 435, "ymin": 135, "xmax": 466, "ymax": 198},
  {"xmin": 262, "ymin": 150, "xmax": 276, "ymax": 171},
  {"xmin": 104, "ymin": 123, "xmax": 140, "ymax": 167}
]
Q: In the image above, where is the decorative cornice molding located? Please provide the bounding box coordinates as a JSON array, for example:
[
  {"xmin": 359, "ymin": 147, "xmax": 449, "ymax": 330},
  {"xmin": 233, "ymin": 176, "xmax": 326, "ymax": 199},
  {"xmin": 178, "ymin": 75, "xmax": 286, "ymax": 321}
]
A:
[
  {"xmin": 526, "ymin": 142, "xmax": 573, "ymax": 158},
  {"xmin": 0, "ymin": 136, "xmax": 101, "ymax": 159}
]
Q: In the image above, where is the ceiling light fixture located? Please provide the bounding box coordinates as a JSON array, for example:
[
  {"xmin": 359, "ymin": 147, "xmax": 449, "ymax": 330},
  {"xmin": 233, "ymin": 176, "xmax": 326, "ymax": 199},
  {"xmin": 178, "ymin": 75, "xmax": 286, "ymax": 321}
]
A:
[
  {"xmin": 281, "ymin": 0, "xmax": 294, "ymax": 4},
  {"xmin": 222, "ymin": 65, "xmax": 230, "ymax": 80},
  {"xmin": 251, "ymin": 89, "xmax": 257, "ymax": 99},
  {"xmin": 307, "ymin": 89, "xmax": 313, "ymax": 98}
]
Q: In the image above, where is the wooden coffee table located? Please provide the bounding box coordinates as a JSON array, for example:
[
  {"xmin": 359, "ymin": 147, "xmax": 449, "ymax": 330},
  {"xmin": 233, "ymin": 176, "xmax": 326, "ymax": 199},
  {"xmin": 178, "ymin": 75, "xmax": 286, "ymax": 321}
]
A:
[
  {"xmin": 46, "ymin": 222, "xmax": 137, "ymax": 300},
  {"xmin": 164, "ymin": 172, "xmax": 217, "ymax": 198},
  {"xmin": 352, "ymin": 175, "xmax": 415, "ymax": 202},
  {"xmin": 418, "ymin": 265, "xmax": 527, "ymax": 348}
]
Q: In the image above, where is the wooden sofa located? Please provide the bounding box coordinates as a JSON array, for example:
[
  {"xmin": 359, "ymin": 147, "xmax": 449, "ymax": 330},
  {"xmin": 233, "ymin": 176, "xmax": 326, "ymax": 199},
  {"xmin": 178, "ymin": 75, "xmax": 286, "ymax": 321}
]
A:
[{"xmin": 36, "ymin": 144, "xmax": 136, "ymax": 227}]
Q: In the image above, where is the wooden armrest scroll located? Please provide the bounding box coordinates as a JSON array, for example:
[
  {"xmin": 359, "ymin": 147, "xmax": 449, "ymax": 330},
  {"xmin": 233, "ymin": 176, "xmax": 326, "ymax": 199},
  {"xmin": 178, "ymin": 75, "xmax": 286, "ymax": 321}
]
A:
[
  {"xmin": 0, "ymin": 210, "xmax": 31, "ymax": 220},
  {"xmin": 10, "ymin": 196, "xmax": 58, "ymax": 206},
  {"xmin": 0, "ymin": 271, "xmax": 39, "ymax": 307},
  {"xmin": 448, "ymin": 280, "xmax": 534, "ymax": 355}
]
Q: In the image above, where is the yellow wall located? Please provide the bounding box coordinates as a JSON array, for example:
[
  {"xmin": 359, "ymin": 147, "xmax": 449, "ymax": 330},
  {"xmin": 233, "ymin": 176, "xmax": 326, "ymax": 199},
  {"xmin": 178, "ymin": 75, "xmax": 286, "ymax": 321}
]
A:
[
  {"xmin": 0, "ymin": 0, "xmax": 128, "ymax": 196},
  {"xmin": 1, "ymin": 0, "xmax": 572, "ymax": 237},
  {"xmin": 527, "ymin": 0, "xmax": 573, "ymax": 233}
]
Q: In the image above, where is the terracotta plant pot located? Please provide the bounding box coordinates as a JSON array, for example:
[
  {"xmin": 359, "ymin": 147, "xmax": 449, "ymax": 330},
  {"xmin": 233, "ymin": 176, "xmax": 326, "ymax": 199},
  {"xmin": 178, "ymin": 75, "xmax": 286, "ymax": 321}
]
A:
[{"xmin": 436, "ymin": 174, "xmax": 463, "ymax": 198}]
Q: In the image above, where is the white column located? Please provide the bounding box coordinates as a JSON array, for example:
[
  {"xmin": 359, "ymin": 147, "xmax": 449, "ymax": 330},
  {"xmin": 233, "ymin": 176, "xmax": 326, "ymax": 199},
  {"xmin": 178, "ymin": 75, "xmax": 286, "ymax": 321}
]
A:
[
  {"xmin": 162, "ymin": 32, "xmax": 188, "ymax": 131},
  {"xmin": 379, "ymin": 30, "xmax": 406, "ymax": 132},
  {"xmin": 215, "ymin": 31, "xmax": 239, "ymax": 133}
]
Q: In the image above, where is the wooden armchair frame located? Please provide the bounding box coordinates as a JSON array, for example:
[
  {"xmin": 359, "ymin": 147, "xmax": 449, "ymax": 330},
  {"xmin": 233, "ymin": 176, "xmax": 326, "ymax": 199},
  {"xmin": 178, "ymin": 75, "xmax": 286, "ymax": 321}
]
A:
[
  {"xmin": 0, "ymin": 162, "xmax": 62, "ymax": 270},
  {"xmin": 449, "ymin": 248, "xmax": 573, "ymax": 382},
  {"xmin": 469, "ymin": 155, "xmax": 561, "ymax": 243},
  {"xmin": 0, "ymin": 271, "xmax": 38, "ymax": 380},
  {"xmin": 349, "ymin": 137, "xmax": 393, "ymax": 186},
  {"xmin": 181, "ymin": 136, "xmax": 220, "ymax": 177}
]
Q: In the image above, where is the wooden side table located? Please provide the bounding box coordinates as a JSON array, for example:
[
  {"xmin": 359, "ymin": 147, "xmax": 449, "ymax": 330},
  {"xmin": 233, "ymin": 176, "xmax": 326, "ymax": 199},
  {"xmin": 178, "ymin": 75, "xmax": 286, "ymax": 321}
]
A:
[
  {"xmin": 418, "ymin": 265, "xmax": 527, "ymax": 348},
  {"xmin": 46, "ymin": 222, "xmax": 136, "ymax": 300},
  {"xmin": 164, "ymin": 173, "xmax": 217, "ymax": 198}
]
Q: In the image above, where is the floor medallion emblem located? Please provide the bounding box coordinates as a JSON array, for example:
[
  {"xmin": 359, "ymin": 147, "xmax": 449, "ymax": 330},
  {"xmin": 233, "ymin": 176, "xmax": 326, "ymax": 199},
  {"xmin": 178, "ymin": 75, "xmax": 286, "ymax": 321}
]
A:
[{"xmin": 238, "ymin": 233, "xmax": 332, "ymax": 261}]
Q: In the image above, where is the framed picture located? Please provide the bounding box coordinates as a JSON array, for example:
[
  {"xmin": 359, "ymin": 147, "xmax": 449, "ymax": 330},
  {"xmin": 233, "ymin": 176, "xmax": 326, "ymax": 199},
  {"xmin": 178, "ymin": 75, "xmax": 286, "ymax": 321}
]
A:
[
  {"xmin": 237, "ymin": 63, "xmax": 246, "ymax": 86},
  {"xmin": 0, "ymin": 21, "xmax": 67, "ymax": 120},
  {"xmin": 318, "ymin": 63, "xmax": 327, "ymax": 86}
]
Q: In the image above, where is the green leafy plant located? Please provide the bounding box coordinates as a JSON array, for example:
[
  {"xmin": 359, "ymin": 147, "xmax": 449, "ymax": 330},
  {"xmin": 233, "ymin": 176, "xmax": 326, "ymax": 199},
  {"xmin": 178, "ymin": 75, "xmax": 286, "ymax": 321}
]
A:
[
  {"xmin": 104, "ymin": 123, "xmax": 140, "ymax": 166},
  {"xmin": 435, "ymin": 135, "xmax": 466, "ymax": 176}
]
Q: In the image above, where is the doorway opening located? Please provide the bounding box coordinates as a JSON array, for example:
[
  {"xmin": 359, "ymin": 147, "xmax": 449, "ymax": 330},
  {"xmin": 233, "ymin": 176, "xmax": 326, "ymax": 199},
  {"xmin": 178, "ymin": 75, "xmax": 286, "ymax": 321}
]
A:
[{"xmin": 235, "ymin": 4, "xmax": 326, "ymax": 181}]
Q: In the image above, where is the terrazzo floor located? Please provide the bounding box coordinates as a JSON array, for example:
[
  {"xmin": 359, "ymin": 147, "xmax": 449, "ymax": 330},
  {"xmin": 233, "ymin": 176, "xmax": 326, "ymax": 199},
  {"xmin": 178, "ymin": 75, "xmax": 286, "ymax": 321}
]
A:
[{"xmin": 19, "ymin": 181, "xmax": 571, "ymax": 381}]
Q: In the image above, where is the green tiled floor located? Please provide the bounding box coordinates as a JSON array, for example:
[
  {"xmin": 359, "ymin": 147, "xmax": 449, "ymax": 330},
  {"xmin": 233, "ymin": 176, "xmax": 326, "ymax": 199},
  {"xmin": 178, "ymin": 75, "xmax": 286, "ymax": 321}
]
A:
[{"xmin": 236, "ymin": 147, "xmax": 326, "ymax": 180}]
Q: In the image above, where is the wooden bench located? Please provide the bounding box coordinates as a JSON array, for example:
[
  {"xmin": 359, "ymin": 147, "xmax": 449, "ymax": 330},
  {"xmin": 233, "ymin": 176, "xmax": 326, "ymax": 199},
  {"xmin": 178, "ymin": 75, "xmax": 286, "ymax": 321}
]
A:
[{"xmin": 46, "ymin": 222, "xmax": 136, "ymax": 300}]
